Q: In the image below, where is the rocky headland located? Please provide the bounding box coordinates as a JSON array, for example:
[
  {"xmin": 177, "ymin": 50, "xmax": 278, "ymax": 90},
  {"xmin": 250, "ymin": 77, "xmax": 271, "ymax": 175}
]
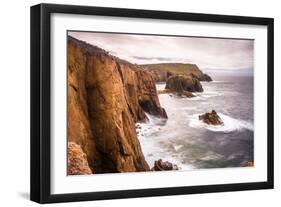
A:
[
  {"xmin": 142, "ymin": 63, "xmax": 212, "ymax": 82},
  {"xmin": 142, "ymin": 63, "xmax": 211, "ymax": 98}
]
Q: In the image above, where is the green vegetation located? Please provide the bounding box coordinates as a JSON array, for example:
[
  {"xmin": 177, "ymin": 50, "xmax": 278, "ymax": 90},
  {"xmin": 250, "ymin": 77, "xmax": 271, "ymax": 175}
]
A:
[{"xmin": 142, "ymin": 63, "xmax": 204, "ymax": 77}]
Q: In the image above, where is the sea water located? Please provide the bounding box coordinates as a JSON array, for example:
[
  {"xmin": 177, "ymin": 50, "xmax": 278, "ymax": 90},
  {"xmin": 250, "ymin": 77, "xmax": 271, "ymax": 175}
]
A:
[{"xmin": 137, "ymin": 75, "xmax": 254, "ymax": 170}]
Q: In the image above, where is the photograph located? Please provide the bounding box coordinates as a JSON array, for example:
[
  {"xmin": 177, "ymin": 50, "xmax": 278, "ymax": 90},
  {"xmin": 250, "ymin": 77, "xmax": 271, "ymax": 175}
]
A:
[
  {"xmin": 29, "ymin": 3, "xmax": 274, "ymax": 203},
  {"xmin": 67, "ymin": 31, "xmax": 254, "ymax": 175}
]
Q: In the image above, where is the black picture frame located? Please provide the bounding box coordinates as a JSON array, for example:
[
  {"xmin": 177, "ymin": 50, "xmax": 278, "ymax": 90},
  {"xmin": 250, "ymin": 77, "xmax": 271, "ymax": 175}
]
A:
[{"xmin": 30, "ymin": 3, "xmax": 274, "ymax": 204}]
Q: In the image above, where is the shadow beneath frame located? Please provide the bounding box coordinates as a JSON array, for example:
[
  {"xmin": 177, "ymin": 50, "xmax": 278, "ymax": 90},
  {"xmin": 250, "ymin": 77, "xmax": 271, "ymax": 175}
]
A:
[{"xmin": 18, "ymin": 192, "xmax": 30, "ymax": 200}]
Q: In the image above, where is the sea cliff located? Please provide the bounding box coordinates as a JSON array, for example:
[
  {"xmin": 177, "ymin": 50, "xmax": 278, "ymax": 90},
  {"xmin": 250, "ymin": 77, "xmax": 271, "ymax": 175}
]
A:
[{"xmin": 67, "ymin": 36, "xmax": 167, "ymax": 174}]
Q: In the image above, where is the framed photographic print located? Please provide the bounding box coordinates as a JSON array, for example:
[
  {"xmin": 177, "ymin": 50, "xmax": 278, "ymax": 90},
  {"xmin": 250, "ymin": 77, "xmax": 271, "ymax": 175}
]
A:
[{"xmin": 30, "ymin": 3, "xmax": 274, "ymax": 203}]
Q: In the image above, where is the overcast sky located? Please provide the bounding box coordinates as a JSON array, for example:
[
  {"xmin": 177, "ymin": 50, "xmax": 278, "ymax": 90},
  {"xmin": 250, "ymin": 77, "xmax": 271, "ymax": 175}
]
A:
[{"xmin": 68, "ymin": 31, "xmax": 254, "ymax": 72}]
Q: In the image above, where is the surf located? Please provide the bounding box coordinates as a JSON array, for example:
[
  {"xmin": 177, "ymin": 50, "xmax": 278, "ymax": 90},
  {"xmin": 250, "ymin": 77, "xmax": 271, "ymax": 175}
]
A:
[{"xmin": 189, "ymin": 113, "xmax": 253, "ymax": 132}]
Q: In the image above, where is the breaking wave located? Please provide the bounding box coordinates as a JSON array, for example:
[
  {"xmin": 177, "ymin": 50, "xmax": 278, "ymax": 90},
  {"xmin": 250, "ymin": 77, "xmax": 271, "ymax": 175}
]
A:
[
  {"xmin": 189, "ymin": 113, "xmax": 253, "ymax": 132},
  {"xmin": 136, "ymin": 114, "xmax": 194, "ymax": 170}
]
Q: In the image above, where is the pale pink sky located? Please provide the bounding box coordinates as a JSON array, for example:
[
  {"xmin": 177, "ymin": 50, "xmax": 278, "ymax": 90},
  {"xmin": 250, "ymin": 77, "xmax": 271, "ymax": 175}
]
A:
[{"xmin": 68, "ymin": 31, "xmax": 254, "ymax": 72}]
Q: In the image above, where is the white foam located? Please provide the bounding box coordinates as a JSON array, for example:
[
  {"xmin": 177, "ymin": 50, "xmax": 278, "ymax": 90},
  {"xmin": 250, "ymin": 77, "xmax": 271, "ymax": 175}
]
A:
[
  {"xmin": 179, "ymin": 96, "xmax": 201, "ymax": 101},
  {"xmin": 137, "ymin": 114, "xmax": 194, "ymax": 170},
  {"xmin": 156, "ymin": 83, "xmax": 166, "ymax": 91},
  {"xmin": 174, "ymin": 144, "xmax": 184, "ymax": 151},
  {"xmin": 200, "ymin": 152, "xmax": 224, "ymax": 161},
  {"xmin": 195, "ymin": 91, "xmax": 222, "ymax": 98},
  {"xmin": 210, "ymin": 81, "xmax": 230, "ymax": 83},
  {"xmin": 189, "ymin": 113, "xmax": 253, "ymax": 132}
]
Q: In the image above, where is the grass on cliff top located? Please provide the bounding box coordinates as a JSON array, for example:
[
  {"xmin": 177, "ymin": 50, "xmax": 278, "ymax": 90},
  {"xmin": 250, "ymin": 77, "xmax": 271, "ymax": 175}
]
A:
[{"xmin": 141, "ymin": 63, "xmax": 203, "ymax": 76}]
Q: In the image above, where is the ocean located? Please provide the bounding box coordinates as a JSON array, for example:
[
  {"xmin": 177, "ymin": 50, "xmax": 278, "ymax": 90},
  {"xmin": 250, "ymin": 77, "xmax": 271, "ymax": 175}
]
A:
[{"xmin": 137, "ymin": 74, "xmax": 254, "ymax": 170}]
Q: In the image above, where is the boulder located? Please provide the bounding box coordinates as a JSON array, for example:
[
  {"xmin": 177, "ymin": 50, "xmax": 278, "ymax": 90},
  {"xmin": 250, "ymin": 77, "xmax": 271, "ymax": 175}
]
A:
[
  {"xmin": 247, "ymin": 161, "xmax": 254, "ymax": 167},
  {"xmin": 165, "ymin": 74, "xmax": 203, "ymax": 93},
  {"xmin": 240, "ymin": 160, "xmax": 254, "ymax": 167},
  {"xmin": 151, "ymin": 159, "xmax": 179, "ymax": 171},
  {"xmin": 199, "ymin": 110, "xmax": 223, "ymax": 125},
  {"xmin": 67, "ymin": 142, "xmax": 92, "ymax": 175}
]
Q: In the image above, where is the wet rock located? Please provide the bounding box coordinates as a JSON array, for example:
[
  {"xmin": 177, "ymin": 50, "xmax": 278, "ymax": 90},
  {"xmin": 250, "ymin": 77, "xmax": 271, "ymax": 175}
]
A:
[
  {"xmin": 199, "ymin": 110, "xmax": 223, "ymax": 125},
  {"xmin": 151, "ymin": 159, "xmax": 179, "ymax": 171}
]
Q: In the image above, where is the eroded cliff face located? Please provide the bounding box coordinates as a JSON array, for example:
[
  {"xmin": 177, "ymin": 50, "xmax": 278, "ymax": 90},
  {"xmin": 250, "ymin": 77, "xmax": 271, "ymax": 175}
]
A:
[
  {"xmin": 67, "ymin": 36, "xmax": 167, "ymax": 173},
  {"xmin": 118, "ymin": 63, "xmax": 167, "ymax": 121}
]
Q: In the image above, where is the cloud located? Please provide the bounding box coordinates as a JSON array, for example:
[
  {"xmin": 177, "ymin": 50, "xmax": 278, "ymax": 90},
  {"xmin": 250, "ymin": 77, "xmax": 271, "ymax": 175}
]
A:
[
  {"xmin": 68, "ymin": 31, "xmax": 254, "ymax": 71},
  {"xmin": 131, "ymin": 56, "xmax": 192, "ymax": 63}
]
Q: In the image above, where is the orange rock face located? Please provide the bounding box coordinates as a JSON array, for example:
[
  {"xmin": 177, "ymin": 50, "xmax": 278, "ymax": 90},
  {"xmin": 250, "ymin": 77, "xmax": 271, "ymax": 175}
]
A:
[
  {"xmin": 67, "ymin": 142, "xmax": 92, "ymax": 175},
  {"xmin": 67, "ymin": 36, "xmax": 167, "ymax": 174}
]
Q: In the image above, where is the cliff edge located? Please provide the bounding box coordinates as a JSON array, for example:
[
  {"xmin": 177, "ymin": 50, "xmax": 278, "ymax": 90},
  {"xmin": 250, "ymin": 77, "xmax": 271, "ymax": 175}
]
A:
[{"xmin": 67, "ymin": 36, "xmax": 167, "ymax": 174}]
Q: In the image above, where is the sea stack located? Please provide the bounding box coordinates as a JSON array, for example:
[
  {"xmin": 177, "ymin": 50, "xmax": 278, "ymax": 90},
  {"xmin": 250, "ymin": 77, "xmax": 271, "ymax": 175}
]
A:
[
  {"xmin": 165, "ymin": 74, "xmax": 204, "ymax": 93},
  {"xmin": 199, "ymin": 110, "xmax": 224, "ymax": 125}
]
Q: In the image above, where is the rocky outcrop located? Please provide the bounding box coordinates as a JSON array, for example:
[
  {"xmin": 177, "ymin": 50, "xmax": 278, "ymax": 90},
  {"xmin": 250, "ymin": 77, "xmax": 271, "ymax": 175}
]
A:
[
  {"xmin": 67, "ymin": 36, "xmax": 167, "ymax": 174},
  {"xmin": 67, "ymin": 142, "xmax": 92, "ymax": 175},
  {"xmin": 151, "ymin": 159, "xmax": 179, "ymax": 171},
  {"xmin": 199, "ymin": 110, "xmax": 223, "ymax": 125},
  {"xmin": 165, "ymin": 75, "xmax": 203, "ymax": 93},
  {"xmin": 240, "ymin": 160, "xmax": 254, "ymax": 167},
  {"xmin": 142, "ymin": 63, "xmax": 212, "ymax": 82},
  {"xmin": 202, "ymin": 73, "xmax": 212, "ymax": 82},
  {"xmin": 247, "ymin": 161, "xmax": 254, "ymax": 167}
]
